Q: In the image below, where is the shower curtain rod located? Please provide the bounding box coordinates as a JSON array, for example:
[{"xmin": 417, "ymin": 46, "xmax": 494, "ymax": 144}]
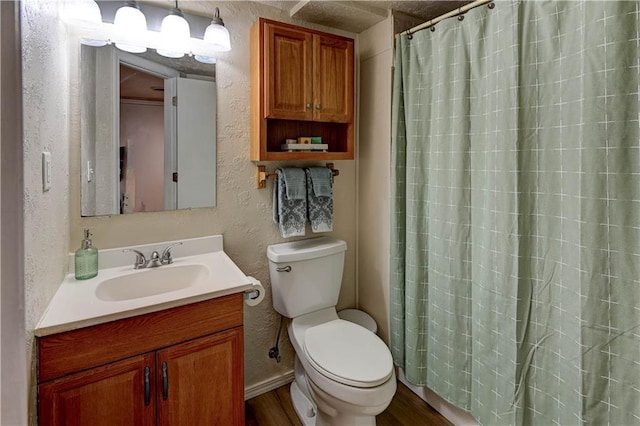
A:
[{"xmin": 400, "ymin": 0, "xmax": 493, "ymax": 36}]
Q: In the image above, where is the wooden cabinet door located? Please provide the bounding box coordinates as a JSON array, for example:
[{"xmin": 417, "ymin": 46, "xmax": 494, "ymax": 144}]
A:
[
  {"xmin": 38, "ymin": 353, "xmax": 155, "ymax": 426},
  {"xmin": 157, "ymin": 327, "xmax": 244, "ymax": 426},
  {"xmin": 265, "ymin": 23, "xmax": 313, "ymax": 120},
  {"xmin": 313, "ymin": 34, "xmax": 354, "ymax": 123}
]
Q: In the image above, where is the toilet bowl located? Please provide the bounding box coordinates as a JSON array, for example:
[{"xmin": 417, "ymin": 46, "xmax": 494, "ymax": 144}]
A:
[
  {"xmin": 290, "ymin": 309, "xmax": 397, "ymax": 425},
  {"xmin": 267, "ymin": 238, "xmax": 396, "ymax": 425}
]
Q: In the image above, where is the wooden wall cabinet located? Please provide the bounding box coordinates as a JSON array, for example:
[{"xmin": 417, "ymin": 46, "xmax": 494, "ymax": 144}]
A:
[
  {"xmin": 251, "ymin": 18, "xmax": 355, "ymax": 161},
  {"xmin": 37, "ymin": 294, "xmax": 244, "ymax": 426}
]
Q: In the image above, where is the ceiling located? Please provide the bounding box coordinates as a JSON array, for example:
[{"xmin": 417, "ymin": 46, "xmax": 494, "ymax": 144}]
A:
[
  {"xmin": 145, "ymin": 1, "xmax": 473, "ymax": 34},
  {"xmin": 120, "ymin": 64, "xmax": 165, "ymax": 102},
  {"xmin": 251, "ymin": 0, "xmax": 472, "ymax": 32}
]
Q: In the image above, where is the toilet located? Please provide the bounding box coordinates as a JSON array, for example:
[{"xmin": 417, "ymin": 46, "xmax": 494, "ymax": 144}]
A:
[{"xmin": 267, "ymin": 237, "xmax": 397, "ymax": 426}]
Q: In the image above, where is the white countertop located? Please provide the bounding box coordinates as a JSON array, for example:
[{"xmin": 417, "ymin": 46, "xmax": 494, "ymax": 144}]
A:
[{"xmin": 35, "ymin": 236, "xmax": 254, "ymax": 337}]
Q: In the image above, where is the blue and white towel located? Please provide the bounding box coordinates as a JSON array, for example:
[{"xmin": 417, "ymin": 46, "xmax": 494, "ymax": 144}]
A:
[
  {"xmin": 305, "ymin": 167, "xmax": 333, "ymax": 233},
  {"xmin": 273, "ymin": 168, "xmax": 307, "ymax": 238}
]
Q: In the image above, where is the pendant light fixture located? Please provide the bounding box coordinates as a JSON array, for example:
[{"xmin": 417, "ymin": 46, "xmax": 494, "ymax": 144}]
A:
[
  {"xmin": 113, "ymin": 1, "xmax": 148, "ymax": 53},
  {"xmin": 195, "ymin": 7, "xmax": 230, "ymax": 63},
  {"xmin": 157, "ymin": 1, "xmax": 191, "ymax": 58},
  {"xmin": 63, "ymin": 0, "xmax": 107, "ymax": 46},
  {"xmin": 64, "ymin": 2, "xmax": 233, "ymax": 61}
]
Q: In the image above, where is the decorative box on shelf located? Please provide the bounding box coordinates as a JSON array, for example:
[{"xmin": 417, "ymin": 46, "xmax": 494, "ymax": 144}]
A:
[{"xmin": 281, "ymin": 143, "xmax": 329, "ymax": 152}]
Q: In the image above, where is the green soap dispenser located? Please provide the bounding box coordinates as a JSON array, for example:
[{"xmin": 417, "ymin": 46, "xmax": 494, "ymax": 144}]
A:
[{"xmin": 75, "ymin": 229, "xmax": 98, "ymax": 280}]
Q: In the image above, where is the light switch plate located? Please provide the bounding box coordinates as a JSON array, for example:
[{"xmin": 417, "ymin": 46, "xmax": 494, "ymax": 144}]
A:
[{"xmin": 42, "ymin": 151, "xmax": 51, "ymax": 192}]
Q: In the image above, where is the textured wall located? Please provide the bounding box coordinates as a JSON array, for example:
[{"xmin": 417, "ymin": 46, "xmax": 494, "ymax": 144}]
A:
[
  {"xmin": 21, "ymin": 0, "xmax": 70, "ymax": 423},
  {"xmin": 67, "ymin": 2, "xmax": 358, "ymax": 389}
]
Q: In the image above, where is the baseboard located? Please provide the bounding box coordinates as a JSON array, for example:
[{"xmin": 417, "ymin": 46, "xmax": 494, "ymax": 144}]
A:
[
  {"xmin": 244, "ymin": 370, "xmax": 295, "ymax": 401},
  {"xmin": 397, "ymin": 368, "xmax": 478, "ymax": 426}
]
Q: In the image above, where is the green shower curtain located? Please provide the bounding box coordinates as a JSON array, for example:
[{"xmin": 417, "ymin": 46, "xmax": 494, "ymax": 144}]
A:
[{"xmin": 390, "ymin": 1, "xmax": 640, "ymax": 424}]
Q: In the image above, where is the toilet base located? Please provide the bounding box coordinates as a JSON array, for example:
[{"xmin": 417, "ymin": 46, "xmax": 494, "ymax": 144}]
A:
[
  {"xmin": 291, "ymin": 380, "xmax": 378, "ymax": 426},
  {"xmin": 307, "ymin": 378, "xmax": 380, "ymax": 426},
  {"xmin": 291, "ymin": 381, "xmax": 317, "ymax": 426}
]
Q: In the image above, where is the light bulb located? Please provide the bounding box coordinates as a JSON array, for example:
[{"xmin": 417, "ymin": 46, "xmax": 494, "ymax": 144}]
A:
[
  {"xmin": 194, "ymin": 55, "xmax": 217, "ymax": 64},
  {"xmin": 157, "ymin": 7, "xmax": 191, "ymax": 58},
  {"xmin": 63, "ymin": 0, "xmax": 102, "ymax": 24},
  {"xmin": 63, "ymin": 0, "xmax": 107, "ymax": 47},
  {"xmin": 113, "ymin": 1, "xmax": 147, "ymax": 53}
]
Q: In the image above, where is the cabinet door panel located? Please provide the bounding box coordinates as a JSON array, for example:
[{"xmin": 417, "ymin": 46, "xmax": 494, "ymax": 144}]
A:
[
  {"xmin": 313, "ymin": 35, "xmax": 354, "ymax": 123},
  {"xmin": 38, "ymin": 354, "xmax": 155, "ymax": 426},
  {"xmin": 157, "ymin": 327, "xmax": 244, "ymax": 426},
  {"xmin": 265, "ymin": 23, "xmax": 313, "ymax": 120}
]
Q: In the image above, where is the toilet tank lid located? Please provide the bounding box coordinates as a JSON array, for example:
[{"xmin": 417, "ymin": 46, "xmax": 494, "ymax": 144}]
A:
[{"xmin": 267, "ymin": 237, "xmax": 346, "ymax": 263}]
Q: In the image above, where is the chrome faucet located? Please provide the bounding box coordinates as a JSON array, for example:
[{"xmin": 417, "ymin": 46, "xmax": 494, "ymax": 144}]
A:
[{"xmin": 123, "ymin": 242, "xmax": 183, "ymax": 269}]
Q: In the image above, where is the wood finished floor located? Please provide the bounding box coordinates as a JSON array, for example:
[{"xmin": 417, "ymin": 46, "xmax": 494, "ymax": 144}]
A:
[{"xmin": 245, "ymin": 381, "xmax": 453, "ymax": 426}]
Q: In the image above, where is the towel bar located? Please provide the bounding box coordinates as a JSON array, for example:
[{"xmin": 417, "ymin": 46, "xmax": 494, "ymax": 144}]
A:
[{"xmin": 256, "ymin": 164, "xmax": 339, "ymax": 189}]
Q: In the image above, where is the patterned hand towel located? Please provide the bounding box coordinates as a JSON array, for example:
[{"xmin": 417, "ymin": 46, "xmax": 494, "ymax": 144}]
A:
[
  {"xmin": 305, "ymin": 167, "xmax": 333, "ymax": 233},
  {"xmin": 273, "ymin": 168, "xmax": 307, "ymax": 238},
  {"xmin": 308, "ymin": 167, "xmax": 332, "ymax": 197}
]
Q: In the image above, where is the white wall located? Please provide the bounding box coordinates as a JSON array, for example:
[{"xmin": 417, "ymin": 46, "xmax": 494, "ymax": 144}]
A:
[
  {"xmin": 356, "ymin": 10, "xmax": 425, "ymax": 347},
  {"xmin": 66, "ymin": 2, "xmax": 358, "ymax": 395},
  {"xmin": 120, "ymin": 101, "xmax": 165, "ymax": 213},
  {"xmin": 93, "ymin": 47, "xmax": 118, "ymax": 215},
  {"xmin": 1, "ymin": 2, "xmax": 27, "ymax": 424},
  {"xmin": 80, "ymin": 45, "xmax": 97, "ymax": 216},
  {"xmin": 357, "ymin": 15, "xmax": 394, "ymax": 344},
  {"xmin": 21, "ymin": 0, "xmax": 71, "ymax": 423}
]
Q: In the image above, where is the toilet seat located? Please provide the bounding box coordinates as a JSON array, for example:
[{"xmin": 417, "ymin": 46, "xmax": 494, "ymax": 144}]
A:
[{"xmin": 303, "ymin": 320, "xmax": 393, "ymax": 388}]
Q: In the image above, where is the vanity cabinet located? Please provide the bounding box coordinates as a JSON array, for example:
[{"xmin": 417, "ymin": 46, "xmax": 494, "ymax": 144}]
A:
[
  {"xmin": 39, "ymin": 354, "xmax": 156, "ymax": 426},
  {"xmin": 37, "ymin": 294, "xmax": 244, "ymax": 426},
  {"xmin": 250, "ymin": 18, "xmax": 354, "ymax": 161},
  {"xmin": 156, "ymin": 329, "xmax": 243, "ymax": 425}
]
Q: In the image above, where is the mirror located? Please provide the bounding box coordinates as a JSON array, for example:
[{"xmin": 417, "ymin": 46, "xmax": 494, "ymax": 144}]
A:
[{"xmin": 80, "ymin": 44, "xmax": 217, "ymax": 216}]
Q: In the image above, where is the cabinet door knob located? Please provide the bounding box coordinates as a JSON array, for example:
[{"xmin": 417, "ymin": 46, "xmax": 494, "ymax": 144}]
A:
[
  {"xmin": 144, "ymin": 367, "xmax": 151, "ymax": 406},
  {"xmin": 162, "ymin": 362, "xmax": 169, "ymax": 400},
  {"xmin": 306, "ymin": 103, "xmax": 312, "ymax": 109},
  {"xmin": 316, "ymin": 103, "xmax": 322, "ymax": 110}
]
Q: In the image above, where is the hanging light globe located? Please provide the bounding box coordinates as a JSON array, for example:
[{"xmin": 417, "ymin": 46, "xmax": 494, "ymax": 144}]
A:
[
  {"xmin": 63, "ymin": 0, "xmax": 107, "ymax": 46},
  {"xmin": 157, "ymin": 3, "xmax": 191, "ymax": 58},
  {"xmin": 202, "ymin": 7, "xmax": 231, "ymax": 52},
  {"xmin": 195, "ymin": 7, "xmax": 230, "ymax": 63},
  {"xmin": 113, "ymin": 1, "xmax": 147, "ymax": 53}
]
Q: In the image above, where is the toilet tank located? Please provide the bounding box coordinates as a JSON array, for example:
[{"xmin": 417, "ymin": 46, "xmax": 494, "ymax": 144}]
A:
[{"xmin": 267, "ymin": 237, "xmax": 347, "ymax": 318}]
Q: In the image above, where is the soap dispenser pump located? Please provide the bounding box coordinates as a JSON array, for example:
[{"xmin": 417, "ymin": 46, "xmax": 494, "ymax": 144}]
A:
[{"xmin": 75, "ymin": 229, "xmax": 98, "ymax": 280}]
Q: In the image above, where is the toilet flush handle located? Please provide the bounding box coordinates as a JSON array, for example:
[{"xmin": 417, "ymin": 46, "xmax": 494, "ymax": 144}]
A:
[{"xmin": 276, "ymin": 265, "xmax": 292, "ymax": 272}]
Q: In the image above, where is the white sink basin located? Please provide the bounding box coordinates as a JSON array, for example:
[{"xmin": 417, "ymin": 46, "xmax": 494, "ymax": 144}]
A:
[
  {"xmin": 35, "ymin": 236, "xmax": 255, "ymax": 337},
  {"xmin": 95, "ymin": 264, "xmax": 209, "ymax": 302}
]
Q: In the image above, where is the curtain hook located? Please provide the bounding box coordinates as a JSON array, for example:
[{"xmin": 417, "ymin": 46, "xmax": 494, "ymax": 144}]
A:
[
  {"xmin": 488, "ymin": 2, "xmax": 495, "ymax": 9},
  {"xmin": 458, "ymin": 14, "xmax": 465, "ymax": 21},
  {"xmin": 407, "ymin": 31, "xmax": 413, "ymax": 40},
  {"xmin": 430, "ymin": 25, "xmax": 436, "ymax": 32}
]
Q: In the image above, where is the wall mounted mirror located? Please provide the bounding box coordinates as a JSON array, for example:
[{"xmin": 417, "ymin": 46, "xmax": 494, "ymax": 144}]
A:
[{"xmin": 80, "ymin": 44, "xmax": 217, "ymax": 217}]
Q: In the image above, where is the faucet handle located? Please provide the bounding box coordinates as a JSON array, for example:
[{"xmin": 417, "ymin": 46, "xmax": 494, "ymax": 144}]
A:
[
  {"xmin": 161, "ymin": 242, "xmax": 183, "ymax": 265},
  {"xmin": 123, "ymin": 249, "xmax": 147, "ymax": 269}
]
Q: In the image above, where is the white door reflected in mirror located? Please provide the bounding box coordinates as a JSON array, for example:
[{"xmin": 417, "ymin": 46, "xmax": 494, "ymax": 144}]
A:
[{"xmin": 80, "ymin": 44, "xmax": 217, "ymax": 217}]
